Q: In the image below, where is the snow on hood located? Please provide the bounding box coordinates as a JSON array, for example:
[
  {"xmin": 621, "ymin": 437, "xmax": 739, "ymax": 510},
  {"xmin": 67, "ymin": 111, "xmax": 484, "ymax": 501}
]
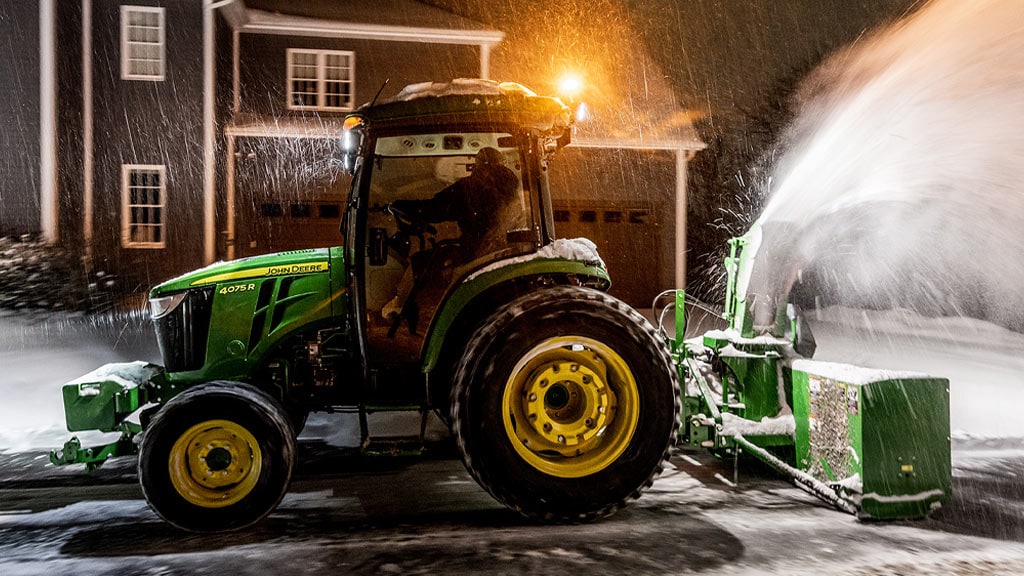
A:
[
  {"xmin": 66, "ymin": 361, "xmax": 162, "ymax": 390},
  {"xmin": 466, "ymin": 238, "xmax": 605, "ymax": 282}
]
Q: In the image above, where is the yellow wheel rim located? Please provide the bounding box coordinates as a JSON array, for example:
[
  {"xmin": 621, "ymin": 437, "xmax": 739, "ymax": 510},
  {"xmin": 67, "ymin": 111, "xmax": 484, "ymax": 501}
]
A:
[
  {"xmin": 502, "ymin": 336, "xmax": 640, "ymax": 478},
  {"xmin": 168, "ymin": 419, "xmax": 262, "ymax": 508}
]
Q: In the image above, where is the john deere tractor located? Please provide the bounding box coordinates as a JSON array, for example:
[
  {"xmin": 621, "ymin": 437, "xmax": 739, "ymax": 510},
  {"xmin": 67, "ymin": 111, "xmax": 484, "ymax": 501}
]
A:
[
  {"xmin": 52, "ymin": 79, "xmax": 953, "ymax": 532},
  {"xmin": 51, "ymin": 80, "xmax": 680, "ymax": 532}
]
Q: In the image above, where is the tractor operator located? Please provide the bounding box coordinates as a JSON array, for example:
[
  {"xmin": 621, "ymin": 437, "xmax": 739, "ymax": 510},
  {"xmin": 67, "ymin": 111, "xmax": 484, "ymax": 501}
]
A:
[{"xmin": 382, "ymin": 146, "xmax": 520, "ymax": 321}]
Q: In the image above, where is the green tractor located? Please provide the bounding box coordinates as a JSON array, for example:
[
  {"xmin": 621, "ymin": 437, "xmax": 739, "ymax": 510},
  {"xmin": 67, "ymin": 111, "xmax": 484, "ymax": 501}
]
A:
[
  {"xmin": 51, "ymin": 80, "xmax": 681, "ymax": 532},
  {"xmin": 52, "ymin": 79, "xmax": 953, "ymax": 532}
]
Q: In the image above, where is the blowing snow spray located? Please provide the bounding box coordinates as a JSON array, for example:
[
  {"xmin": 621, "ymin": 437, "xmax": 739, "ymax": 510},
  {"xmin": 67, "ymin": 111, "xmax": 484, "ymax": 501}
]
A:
[{"xmin": 746, "ymin": 0, "xmax": 1024, "ymax": 332}]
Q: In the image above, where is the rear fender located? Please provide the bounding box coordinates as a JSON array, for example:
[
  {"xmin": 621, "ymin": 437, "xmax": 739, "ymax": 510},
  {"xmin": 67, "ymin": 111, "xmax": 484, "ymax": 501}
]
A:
[{"xmin": 422, "ymin": 258, "xmax": 610, "ymax": 374}]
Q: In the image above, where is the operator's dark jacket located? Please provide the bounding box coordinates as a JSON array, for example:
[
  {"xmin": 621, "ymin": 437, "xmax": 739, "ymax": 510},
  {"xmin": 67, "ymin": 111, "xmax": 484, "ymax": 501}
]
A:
[{"xmin": 393, "ymin": 155, "xmax": 518, "ymax": 259}]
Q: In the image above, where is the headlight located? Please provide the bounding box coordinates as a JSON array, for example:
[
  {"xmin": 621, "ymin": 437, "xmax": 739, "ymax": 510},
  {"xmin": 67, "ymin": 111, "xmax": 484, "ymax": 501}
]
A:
[{"xmin": 150, "ymin": 292, "xmax": 188, "ymax": 320}]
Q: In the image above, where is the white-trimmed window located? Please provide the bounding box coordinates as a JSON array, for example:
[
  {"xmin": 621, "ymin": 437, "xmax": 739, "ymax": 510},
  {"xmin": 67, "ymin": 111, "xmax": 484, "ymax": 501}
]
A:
[
  {"xmin": 121, "ymin": 6, "xmax": 165, "ymax": 81},
  {"xmin": 287, "ymin": 49, "xmax": 355, "ymax": 111},
  {"xmin": 122, "ymin": 165, "xmax": 166, "ymax": 249}
]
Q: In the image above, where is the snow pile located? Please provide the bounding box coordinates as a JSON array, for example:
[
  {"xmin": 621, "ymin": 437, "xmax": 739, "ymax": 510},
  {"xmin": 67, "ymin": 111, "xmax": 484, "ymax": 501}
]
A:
[
  {"xmin": 466, "ymin": 238, "xmax": 606, "ymax": 281},
  {"xmin": 810, "ymin": 305, "xmax": 1024, "ymax": 437}
]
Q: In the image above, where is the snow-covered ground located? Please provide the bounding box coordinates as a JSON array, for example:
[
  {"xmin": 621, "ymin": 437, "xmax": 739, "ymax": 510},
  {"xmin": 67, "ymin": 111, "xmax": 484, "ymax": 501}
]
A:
[
  {"xmin": 0, "ymin": 311, "xmax": 159, "ymax": 453},
  {"xmin": 1, "ymin": 305, "xmax": 1023, "ymax": 575},
  {"xmin": 1, "ymin": 304, "xmax": 1022, "ymax": 453}
]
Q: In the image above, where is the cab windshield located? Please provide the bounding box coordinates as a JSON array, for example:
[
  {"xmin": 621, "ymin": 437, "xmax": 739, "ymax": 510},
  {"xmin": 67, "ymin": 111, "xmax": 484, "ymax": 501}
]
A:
[{"xmin": 361, "ymin": 130, "xmax": 535, "ymax": 359}]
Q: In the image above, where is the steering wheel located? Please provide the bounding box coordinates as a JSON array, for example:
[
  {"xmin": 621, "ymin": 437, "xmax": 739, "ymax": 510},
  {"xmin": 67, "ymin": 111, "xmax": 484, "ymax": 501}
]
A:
[{"xmin": 376, "ymin": 203, "xmax": 436, "ymax": 253}]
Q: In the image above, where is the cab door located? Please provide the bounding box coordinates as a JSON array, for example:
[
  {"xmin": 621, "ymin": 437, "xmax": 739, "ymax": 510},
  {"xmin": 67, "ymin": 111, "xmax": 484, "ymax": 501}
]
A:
[{"xmin": 358, "ymin": 131, "xmax": 535, "ymax": 377}]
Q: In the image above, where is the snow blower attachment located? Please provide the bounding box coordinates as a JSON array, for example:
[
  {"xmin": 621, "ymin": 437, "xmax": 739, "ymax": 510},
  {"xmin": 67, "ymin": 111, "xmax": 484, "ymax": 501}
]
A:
[{"xmin": 665, "ymin": 221, "xmax": 951, "ymax": 519}]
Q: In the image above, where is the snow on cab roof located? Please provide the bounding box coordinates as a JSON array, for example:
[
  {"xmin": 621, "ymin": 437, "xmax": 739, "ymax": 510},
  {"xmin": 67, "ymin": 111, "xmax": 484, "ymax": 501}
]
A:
[
  {"xmin": 350, "ymin": 79, "xmax": 571, "ymax": 132},
  {"xmin": 390, "ymin": 79, "xmax": 538, "ymax": 102}
]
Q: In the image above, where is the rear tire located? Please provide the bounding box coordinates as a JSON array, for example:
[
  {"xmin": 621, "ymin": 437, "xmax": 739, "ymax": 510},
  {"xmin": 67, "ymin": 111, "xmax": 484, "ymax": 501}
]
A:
[
  {"xmin": 451, "ymin": 286, "xmax": 680, "ymax": 521},
  {"xmin": 139, "ymin": 382, "xmax": 295, "ymax": 532}
]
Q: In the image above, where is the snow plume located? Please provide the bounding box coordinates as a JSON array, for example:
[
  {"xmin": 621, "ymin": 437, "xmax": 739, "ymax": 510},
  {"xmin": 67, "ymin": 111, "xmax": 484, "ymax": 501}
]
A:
[{"xmin": 753, "ymin": 0, "xmax": 1024, "ymax": 331}]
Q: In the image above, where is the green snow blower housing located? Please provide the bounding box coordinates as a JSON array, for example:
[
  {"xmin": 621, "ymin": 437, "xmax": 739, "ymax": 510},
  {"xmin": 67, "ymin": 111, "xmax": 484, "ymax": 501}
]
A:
[{"xmin": 667, "ymin": 221, "xmax": 951, "ymax": 520}]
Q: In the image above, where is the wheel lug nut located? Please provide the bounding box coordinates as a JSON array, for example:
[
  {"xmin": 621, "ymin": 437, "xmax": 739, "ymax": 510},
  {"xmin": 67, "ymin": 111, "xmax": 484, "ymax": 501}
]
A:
[
  {"xmin": 557, "ymin": 435, "xmax": 566, "ymax": 444},
  {"xmin": 528, "ymin": 393, "xmax": 537, "ymax": 402},
  {"xmin": 543, "ymin": 423, "xmax": 552, "ymax": 433}
]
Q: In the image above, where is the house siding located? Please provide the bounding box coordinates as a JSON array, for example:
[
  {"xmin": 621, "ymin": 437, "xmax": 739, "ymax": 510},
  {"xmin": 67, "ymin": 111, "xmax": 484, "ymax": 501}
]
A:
[
  {"xmin": 88, "ymin": 0, "xmax": 205, "ymax": 284},
  {"xmin": 238, "ymin": 33, "xmax": 481, "ymax": 118},
  {"xmin": 2, "ymin": 2, "xmax": 688, "ymax": 307},
  {"xmin": 0, "ymin": 1, "xmax": 41, "ymax": 236}
]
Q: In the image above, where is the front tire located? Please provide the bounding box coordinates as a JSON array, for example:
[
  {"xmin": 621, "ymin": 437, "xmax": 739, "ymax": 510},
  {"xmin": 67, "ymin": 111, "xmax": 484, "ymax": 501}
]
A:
[
  {"xmin": 451, "ymin": 286, "xmax": 680, "ymax": 521},
  {"xmin": 139, "ymin": 382, "xmax": 296, "ymax": 532}
]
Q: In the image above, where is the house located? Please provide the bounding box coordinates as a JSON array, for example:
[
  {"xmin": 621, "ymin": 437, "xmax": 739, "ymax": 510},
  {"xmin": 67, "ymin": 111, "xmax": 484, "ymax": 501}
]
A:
[{"xmin": 0, "ymin": 0, "xmax": 702, "ymax": 307}]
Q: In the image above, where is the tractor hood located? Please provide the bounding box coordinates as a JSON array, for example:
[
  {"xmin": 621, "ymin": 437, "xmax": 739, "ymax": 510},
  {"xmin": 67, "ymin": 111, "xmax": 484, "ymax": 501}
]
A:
[{"xmin": 150, "ymin": 248, "xmax": 333, "ymax": 297}]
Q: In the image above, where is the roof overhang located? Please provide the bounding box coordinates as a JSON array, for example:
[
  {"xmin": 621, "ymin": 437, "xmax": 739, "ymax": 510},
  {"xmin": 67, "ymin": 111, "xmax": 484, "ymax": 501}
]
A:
[
  {"xmin": 225, "ymin": 115, "xmax": 347, "ymax": 139},
  {"xmin": 572, "ymin": 136, "xmax": 706, "ymax": 152},
  {"xmin": 221, "ymin": 4, "xmax": 504, "ymax": 46}
]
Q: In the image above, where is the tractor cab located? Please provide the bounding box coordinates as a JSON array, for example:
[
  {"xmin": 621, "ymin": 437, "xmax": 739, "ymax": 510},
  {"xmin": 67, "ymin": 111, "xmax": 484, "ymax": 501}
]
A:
[{"xmin": 341, "ymin": 80, "xmax": 574, "ymax": 387}]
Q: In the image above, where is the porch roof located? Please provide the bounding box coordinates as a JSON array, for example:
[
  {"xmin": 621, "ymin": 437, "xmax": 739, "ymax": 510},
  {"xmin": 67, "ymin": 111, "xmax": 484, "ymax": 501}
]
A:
[{"xmin": 223, "ymin": 0, "xmax": 504, "ymax": 45}]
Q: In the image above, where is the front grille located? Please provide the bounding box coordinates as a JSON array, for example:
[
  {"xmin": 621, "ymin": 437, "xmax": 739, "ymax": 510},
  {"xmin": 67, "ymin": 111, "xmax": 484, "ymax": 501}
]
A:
[{"xmin": 154, "ymin": 286, "xmax": 214, "ymax": 372}]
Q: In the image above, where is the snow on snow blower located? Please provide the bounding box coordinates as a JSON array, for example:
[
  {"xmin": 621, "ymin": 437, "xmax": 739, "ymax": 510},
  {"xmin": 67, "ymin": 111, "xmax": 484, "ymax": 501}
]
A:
[{"xmin": 49, "ymin": 80, "xmax": 950, "ymax": 532}]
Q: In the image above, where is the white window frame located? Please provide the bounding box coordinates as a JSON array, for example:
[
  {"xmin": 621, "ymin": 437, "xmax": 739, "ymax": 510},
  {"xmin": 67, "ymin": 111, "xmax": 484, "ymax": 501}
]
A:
[
  {"xmin": 121, "ymin": 5, "xmax": 165, "ymax": 81},
  {"xmin": 286, "ymin": 48, "xmax": 355, "ymax": 112},
  {"xmin": 122, "ymin": 164, "xmax": 167, "ymax": 249}
]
